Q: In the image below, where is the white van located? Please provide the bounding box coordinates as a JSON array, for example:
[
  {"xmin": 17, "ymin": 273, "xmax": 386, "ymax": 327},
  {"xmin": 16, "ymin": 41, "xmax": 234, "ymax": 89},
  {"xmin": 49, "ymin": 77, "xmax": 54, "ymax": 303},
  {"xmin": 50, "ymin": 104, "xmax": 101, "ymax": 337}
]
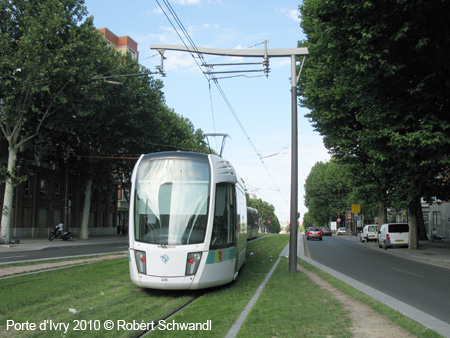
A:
[
  {"xmin": 378, "ymin": 223, "xmax": 409, "ymax": 250},
  {"xmin": 359, "ymin": 224, "xmax": 378, "ymax": 242}
]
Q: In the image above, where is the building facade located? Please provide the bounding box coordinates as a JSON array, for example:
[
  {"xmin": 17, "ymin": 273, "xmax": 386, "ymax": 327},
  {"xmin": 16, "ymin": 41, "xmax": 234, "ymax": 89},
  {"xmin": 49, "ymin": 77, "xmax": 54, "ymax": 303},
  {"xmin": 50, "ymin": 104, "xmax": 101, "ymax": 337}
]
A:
[
  {"xmin": 0, "ymin": 141, "xmax": 118, "ymax": 238},
  {"xmin": 97, "ymin": 27, "xmax": 139, "ymax": 61}
]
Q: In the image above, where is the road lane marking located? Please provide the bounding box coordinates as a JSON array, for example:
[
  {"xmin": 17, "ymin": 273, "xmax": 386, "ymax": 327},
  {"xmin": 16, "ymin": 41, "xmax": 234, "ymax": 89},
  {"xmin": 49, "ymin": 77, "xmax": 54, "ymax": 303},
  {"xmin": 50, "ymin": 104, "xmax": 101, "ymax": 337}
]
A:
[
  {"xmin": 391, "ymin": 267, "xmax": 423, "ymax": 277},
  {"xmin": 0, "ymin": 255, "xmax": 26, "ymax": 260}
]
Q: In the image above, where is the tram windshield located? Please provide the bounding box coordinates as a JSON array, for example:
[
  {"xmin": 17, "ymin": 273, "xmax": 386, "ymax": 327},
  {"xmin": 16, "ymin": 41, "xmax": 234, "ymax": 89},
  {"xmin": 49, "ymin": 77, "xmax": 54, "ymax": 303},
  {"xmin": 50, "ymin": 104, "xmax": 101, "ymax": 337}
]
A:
[{"xmin": 134, "ymin": 157, "xmax": 210, "ymax": 245}]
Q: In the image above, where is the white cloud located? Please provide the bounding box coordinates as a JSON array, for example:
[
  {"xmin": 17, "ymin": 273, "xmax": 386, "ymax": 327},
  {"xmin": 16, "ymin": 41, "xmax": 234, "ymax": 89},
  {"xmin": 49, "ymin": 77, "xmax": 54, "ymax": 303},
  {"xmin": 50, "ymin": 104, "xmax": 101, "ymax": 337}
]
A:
[
  {"xmin": 152, "ymin": 7, "xmax": 163, "ymax": 15},
  {"xmin": 164, "ymin": 51, "xmax": 198, "ymax": 72},
  {"xmin": 279, "ymin": 8, "xmax": 301, "ymax": 23},
  {"xmin": 288, "ymin": 9, "xmax": 301, "ymax": 22},
  {"xmin": 172, "ymin": 0, "xmax": 201, "ymax": 4}
]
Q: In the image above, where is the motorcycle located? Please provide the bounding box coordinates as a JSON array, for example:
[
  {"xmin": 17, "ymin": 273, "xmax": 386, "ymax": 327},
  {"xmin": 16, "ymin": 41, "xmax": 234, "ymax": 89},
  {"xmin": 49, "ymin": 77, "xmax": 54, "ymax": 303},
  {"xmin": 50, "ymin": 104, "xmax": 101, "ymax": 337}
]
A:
[{"xmin": 49, "ymin": 225, "xmax": 73, "ymax": 241}]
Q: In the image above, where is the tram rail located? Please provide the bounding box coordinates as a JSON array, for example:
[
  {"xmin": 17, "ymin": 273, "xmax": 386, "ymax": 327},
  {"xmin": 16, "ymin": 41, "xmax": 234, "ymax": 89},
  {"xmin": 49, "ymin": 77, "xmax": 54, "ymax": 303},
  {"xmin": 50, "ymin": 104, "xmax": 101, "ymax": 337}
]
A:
[{"xmin": 135, "ymin": 296, "xmax": 199, "ymax": 337}]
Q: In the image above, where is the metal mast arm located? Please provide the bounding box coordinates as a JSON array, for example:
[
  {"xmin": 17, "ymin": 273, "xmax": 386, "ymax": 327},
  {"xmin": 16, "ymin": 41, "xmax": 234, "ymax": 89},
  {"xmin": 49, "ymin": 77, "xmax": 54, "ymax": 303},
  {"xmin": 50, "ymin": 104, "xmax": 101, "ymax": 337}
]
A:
[{"xmin": 151, "ymin": 44, "xmax": 308, "ymax": 58}]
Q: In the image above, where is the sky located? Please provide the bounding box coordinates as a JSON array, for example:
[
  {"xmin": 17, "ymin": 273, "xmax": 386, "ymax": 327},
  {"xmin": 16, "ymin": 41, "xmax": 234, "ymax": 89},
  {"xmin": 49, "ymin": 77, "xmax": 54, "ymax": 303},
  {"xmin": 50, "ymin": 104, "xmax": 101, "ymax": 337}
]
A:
[{"xmin": 83, "ymin": 0, "xmax": 330, "ymax": 224}]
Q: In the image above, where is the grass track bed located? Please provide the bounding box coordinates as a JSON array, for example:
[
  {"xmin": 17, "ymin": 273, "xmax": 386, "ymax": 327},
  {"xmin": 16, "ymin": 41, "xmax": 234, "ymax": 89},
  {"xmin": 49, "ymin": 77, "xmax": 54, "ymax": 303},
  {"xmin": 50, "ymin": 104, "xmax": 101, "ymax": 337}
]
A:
[
  {"xmin": 0, "ymin": 235, "xmax": 288, "ymax": 338},
  {"xmin": 1, "ymin": 234, "xmax": 440, "ymax": 337}
]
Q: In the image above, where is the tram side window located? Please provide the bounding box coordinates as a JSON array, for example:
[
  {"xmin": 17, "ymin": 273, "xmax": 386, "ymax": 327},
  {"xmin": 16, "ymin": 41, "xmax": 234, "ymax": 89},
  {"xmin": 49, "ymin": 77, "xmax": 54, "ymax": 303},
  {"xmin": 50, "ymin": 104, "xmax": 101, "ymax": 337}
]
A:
[{"xmin": 211, "ymin": 183, "xmax": 236, "ymax": 249}]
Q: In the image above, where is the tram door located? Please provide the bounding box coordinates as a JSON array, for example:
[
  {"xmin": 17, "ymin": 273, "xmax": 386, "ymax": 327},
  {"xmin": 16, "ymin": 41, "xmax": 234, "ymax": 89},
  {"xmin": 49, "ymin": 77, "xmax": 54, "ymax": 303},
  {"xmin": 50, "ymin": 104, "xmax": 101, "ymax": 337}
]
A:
[{"xmin": 211, "ymin": 183, "xmax": 236, "ymax": 250}]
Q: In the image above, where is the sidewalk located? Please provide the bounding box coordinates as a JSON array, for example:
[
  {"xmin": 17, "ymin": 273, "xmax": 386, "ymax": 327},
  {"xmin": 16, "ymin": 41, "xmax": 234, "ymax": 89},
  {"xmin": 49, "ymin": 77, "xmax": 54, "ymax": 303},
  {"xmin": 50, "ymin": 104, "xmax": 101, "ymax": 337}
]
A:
[
  {"xmin": 0, "ymin": 236, "xmax": 129, "ymax": 252},
  {"xmin": 338, "ymin": 234, "xmax": 450, "ymax": 269}
]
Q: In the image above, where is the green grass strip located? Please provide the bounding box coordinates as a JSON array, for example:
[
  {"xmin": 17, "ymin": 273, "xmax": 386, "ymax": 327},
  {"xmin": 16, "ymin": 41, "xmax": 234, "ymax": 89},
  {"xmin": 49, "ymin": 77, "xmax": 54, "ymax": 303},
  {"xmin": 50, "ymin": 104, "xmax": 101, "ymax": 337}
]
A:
[
  {"xmin": 237, "ymin": 257, "xmax": 352, "ymax": 338},
  {"xmin": 0, "ymin": 257, "xmax": 193, "ymax": 337}
]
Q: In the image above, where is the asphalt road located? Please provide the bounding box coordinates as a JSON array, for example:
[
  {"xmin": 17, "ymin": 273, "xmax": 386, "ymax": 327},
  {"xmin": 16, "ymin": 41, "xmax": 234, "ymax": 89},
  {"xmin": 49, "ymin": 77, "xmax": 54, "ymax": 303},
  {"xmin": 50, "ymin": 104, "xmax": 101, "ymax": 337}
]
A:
[
  {"xmin": 0, "ymin": 242, "xmax": 128, "ymax": 264},
  {"xmin": 306, "ymin": 235, "xmax": 450, "ymax": 325}
]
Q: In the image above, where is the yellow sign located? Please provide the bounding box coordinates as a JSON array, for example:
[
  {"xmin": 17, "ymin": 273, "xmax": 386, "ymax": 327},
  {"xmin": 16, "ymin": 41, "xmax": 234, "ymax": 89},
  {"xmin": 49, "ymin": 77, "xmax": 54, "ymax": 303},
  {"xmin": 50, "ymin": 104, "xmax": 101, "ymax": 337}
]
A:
[{"xmin": 351, "ymin": 204, "xmax": 360, "ymax": 213}]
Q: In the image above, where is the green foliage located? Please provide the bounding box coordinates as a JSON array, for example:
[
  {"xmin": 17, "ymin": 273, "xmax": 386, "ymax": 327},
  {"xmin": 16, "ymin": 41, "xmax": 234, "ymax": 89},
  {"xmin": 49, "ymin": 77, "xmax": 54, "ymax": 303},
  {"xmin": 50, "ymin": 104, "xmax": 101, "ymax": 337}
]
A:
[
  {"xmin": 304, "ymin": 160, "xmax": 348, "ymax": 226},
  {"xmin": 302, "ymin": 211, "xmax": 315, "ymax": 228},
  {"xmin": 299, "ymin": 0, "xmax": 450, "ymax": 215},
  {"xmin": 304, "ymin": 159, "xmax": 379, "ymax": 226},
  {"xmin": 0, "ymin": 0, "xmax": 211, "ymax": 237},
  {"xmin": 1, "ymin": 0, "xmax": 96, "ymax": 143},
  {"xmin": 247, "ymin": 197, "xmax": 281, "ymax": 233}
]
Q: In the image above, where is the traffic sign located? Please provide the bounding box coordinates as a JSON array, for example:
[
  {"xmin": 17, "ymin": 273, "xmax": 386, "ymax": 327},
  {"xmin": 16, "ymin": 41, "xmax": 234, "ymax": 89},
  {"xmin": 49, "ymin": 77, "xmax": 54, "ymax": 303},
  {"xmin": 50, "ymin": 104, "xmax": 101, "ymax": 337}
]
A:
[{"xmin": 351, "ymin": 204, "xmax": 360, "ymax": 213}]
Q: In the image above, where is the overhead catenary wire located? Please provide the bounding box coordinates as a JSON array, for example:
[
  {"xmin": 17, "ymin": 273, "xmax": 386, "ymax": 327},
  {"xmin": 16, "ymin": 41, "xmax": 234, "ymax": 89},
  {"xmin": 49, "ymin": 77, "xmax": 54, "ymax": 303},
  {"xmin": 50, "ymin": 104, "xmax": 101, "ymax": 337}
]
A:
[
  {"xmin": 155, "ymin": 0, "xmax": 288, "ymax": 208},
  {"xmin": 208, "ymin": 82, "xmax": 218, "ymax": 151}
]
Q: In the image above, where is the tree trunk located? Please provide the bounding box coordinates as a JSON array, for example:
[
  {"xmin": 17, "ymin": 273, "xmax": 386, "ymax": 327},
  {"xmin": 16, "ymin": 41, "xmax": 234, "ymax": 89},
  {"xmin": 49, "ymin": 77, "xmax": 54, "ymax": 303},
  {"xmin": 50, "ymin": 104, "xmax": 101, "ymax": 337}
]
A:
[
  {"xmin": 80, "ymin": 178, "xmax": 92, "ymax": 240},
  {"xmin": 377, "ymin": 196, "xmax": 387, "ymax": 225},
  {"xmin": 408, "ymin": 180, "xmax": 421, "ymax": 250},
  {"xmin": 0, "ymin": 146, "xmax": 18, "ymax": 244},
  {"xmin": 408, "ymin": 197, "xmax": 420, "ymax": 250},
  {"xmin": 415, "ymin": 198, "xmax": 427, "ymax": 240}
]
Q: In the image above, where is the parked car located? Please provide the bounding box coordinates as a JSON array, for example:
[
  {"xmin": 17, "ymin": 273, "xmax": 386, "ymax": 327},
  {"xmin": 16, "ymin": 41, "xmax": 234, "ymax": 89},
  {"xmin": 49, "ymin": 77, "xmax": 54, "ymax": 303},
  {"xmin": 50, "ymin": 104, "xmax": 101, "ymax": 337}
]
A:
[
  {"xmin": 359, "ymin": 224, "xmax": 378, "ymax": 242},
  {"xmin": 378, "ymin": 223, "xmax": 409, "ymax": 250},
  {"xmin": 321, "ymin": 227, "xmax": 332, "ymax": 236},
  {"xmin": 307, "ymin": 227, "xmax": 323, "ymax": 240},
  {"xmin": 336, "ymin": 227, "xmax": 346, "ymax": 236}
]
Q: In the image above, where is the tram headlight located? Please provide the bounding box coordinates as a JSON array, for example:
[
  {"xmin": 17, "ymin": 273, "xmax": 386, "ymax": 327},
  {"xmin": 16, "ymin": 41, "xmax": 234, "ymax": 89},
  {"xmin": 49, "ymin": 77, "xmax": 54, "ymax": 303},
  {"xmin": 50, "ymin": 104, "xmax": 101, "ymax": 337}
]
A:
[
  {"xmin": 134, "ymin": 250, "xmax": 147, "ymax": 274},
  {"xmin": 185, "ymin": 252, "xmax": 202, "ymax": 275}
]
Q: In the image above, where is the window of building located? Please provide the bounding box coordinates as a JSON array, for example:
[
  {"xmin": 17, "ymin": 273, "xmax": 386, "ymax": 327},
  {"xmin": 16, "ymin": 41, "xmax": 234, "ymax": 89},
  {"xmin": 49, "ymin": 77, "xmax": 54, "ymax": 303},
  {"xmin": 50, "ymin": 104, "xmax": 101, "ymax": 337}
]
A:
[
  {"xmin": 127, "ymin": 47, "xmax": 137, "ymax": 60},
  {"xmin": 54, "ymin": 182, "xmax": 62, "ymax": 199},
  {"xmin": 433, "ymin": 211, "xmax": 441, "ymax": 226},
  {"xmin": 40, "ymin": 179, "xmax": 49, "ymax": 198},
  {"xmin": 24, "ymin": 179, "xmax": 32, "ymax": 198}
]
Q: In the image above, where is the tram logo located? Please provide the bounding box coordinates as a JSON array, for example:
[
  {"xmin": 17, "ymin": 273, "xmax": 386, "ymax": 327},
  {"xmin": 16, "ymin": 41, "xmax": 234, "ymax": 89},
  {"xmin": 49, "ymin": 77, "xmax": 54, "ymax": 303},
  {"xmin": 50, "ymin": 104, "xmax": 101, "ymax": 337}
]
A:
[{"xmin": 161, "ymin": 255, "xmax": 169, "ymax": 264}]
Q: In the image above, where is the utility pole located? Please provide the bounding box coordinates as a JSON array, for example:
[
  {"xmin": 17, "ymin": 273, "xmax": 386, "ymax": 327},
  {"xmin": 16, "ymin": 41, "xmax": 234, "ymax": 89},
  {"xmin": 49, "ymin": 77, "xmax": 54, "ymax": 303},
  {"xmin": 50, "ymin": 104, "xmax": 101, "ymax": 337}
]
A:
[{"xmin": 151, "ymin": 43, "xmax": 308, "ymax": 274}]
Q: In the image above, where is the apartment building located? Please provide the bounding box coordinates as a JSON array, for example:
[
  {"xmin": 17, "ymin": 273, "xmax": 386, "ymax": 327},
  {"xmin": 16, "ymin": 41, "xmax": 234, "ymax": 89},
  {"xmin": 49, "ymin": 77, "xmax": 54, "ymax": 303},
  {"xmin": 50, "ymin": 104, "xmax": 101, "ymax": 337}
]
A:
[{"xmin": 98, "ymin": 27, "xmax": 139, "ymax": 61}]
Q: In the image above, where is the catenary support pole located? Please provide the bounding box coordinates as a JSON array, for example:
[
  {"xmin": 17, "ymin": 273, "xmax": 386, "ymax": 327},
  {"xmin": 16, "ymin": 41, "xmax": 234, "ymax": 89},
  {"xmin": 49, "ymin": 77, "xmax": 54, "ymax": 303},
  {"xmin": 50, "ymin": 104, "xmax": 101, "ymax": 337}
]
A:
[{"xmin": 289, "ymin": 54, "xmax": 298, "ymax": 274}]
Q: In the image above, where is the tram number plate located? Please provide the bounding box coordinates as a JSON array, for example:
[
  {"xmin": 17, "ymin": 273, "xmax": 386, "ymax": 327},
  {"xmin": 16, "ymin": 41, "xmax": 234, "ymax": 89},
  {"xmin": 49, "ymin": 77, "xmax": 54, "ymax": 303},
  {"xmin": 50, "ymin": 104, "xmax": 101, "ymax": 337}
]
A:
[{"xmin": 161, "ymin": 278, "xmax": 168, "ymax": 282}]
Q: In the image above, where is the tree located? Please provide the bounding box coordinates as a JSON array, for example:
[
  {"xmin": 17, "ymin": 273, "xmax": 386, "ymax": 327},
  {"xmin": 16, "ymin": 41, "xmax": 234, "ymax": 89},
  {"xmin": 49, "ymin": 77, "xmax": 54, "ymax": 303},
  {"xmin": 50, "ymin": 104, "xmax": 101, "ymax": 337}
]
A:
[
  {"xmin": 247, "ymin": 197, "xmax": 280, "ymax": 234},
  {"xmin": 299, "ymin": 0, "xmax": 450, "ymax": 248},
  {"xmin": 302, "ymin": 211, "xmax": 315, "ymax": 228},
  {"xmin": 304, "ymin": 160, "xmax": 358, "ymax": 227},
  {"xmin": 0, "ymin": 0, "xmax": 110, "ymax": 243},
  {"xmin": 41, "ymin": 48, "xmax": 208, "ymax": 239}
]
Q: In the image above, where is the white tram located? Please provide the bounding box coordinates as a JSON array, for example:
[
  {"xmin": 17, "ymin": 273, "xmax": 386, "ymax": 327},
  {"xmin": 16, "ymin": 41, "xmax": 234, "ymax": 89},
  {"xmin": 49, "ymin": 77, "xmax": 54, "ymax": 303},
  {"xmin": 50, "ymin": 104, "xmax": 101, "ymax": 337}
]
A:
[
  {"xmin": 247, "ymin": 207, "xmax": 259, "ymax": 239},
  {"xmin": 128, "ymin": 151, "xmax": 248, "ymax": 290}
]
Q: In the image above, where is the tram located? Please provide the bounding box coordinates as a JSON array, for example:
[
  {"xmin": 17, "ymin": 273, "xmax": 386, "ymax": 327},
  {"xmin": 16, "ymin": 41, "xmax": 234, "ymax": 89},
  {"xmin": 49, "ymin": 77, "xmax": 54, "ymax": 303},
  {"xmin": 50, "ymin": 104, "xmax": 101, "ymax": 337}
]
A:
[
  {"xmin": 247, "ymin": 207, "xmax": 259, "ymax": 239},
  {"xmin": 128, "ymin": 151, "xmax": 248, "ymax": 290}
]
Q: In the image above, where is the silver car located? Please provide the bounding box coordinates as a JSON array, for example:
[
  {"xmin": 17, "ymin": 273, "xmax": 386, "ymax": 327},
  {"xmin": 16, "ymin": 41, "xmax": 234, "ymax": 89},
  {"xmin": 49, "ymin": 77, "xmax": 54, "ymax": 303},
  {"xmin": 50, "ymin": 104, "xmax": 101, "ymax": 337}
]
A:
[{"xmin": 336, "ymin": 227, "xmax": 346, "ymax": 236}]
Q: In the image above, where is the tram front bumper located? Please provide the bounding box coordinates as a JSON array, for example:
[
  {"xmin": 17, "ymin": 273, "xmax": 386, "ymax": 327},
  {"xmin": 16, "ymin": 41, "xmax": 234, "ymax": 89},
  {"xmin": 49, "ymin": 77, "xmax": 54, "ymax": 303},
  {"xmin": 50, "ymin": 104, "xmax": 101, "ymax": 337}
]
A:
[{"xmin": 131, "ymin": 272, "xmax": 196, "ymax": 290}]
